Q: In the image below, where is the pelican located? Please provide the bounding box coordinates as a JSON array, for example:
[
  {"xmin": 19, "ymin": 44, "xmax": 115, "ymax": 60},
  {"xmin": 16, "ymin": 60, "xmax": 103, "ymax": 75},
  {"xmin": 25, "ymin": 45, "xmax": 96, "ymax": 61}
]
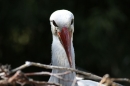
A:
[{"xmin": 48, "ymin": 9, "xmax": 106, "ymax": 86}]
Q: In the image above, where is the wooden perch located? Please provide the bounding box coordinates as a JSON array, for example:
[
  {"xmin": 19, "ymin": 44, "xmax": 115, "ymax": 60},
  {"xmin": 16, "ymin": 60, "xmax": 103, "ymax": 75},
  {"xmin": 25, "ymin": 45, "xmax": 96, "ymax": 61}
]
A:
[
  {"xmin": 0, "ymin": 61, "xmax": 129, "ymax": 86},
  {"xmin": 0, "ymin": 70, "xmax": 61, "ymax": 86},
  {"xmin": 11, "ymin": 61, "xmax": 102, "ymax": 80},
  {"xmin": 11, "ymin": 61, "xmax": 125, "ymax": 86}
]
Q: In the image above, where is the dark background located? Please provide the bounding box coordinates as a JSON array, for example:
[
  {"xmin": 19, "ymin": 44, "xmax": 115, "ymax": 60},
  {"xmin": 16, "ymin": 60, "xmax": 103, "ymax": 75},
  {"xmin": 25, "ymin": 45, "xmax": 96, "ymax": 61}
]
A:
[{"xmin": 0, "ymin": 0, "xmax": 130, "ymax": 85}]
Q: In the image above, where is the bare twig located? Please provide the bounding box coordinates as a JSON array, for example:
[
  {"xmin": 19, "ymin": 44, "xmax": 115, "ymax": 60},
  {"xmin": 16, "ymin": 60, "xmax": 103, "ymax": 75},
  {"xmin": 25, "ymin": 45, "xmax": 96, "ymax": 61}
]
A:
[
  {"xmin": 112, "ymin": 78, "xmax": 130, "ymax": 83},
  {"xmin": 11, "ymin": 61, "xmax": 124, "ymax": 86},
  {"xmin": 25, "ymin": 71, "xmax": 72, "ymax": 82},
  {"xmin": 11, "ymin": 61, "xmax": 102, "ymax": 81},
  {"xmin": 100, "ymin": 74, "xmax": 115, "ymax": 86},
  {"xmin": 25, "ymin": 71, "xmax": 71, "ymax": 76},
  {"xmin": 23, "ymin": 71, "xmax": 76, "ymax": 83},
  {"xmin": 0, "ymin": 61, "xmax": 129, "ymax": 86},
  {"xmin": 99, "ymin": 74, "xmax": 127, "ymax": 86},
  {"xmin": 0, "ymin": 70, "xmax": 61, "ymax": 86}
]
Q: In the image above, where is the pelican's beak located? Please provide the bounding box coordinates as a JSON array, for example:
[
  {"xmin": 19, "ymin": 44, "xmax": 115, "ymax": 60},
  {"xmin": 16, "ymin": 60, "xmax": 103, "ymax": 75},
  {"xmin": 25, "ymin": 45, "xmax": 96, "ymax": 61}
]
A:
[{"xmin": 57, "ymin": 27, "xmax": 72, "ymax": 67}]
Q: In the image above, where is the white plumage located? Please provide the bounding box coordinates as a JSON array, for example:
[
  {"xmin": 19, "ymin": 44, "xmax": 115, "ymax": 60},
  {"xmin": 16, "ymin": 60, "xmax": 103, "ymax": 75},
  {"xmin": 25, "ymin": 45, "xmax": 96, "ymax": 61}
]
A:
[{"xmin": 48, "ymin": 9, "xmax": 105, "ymax": 86}]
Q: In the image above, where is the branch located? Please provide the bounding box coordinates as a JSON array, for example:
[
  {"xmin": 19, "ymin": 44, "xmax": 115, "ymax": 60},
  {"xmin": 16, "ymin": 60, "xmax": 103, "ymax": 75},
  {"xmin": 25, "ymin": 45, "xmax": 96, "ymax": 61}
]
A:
[
  {"xmin": 0, "ymin": 70, "xmax": 61, "ymax": 86},
  {"xmin": 0, "ymin": 61, "xmax": 128, "ymax": 86},
  {"xmin": 11, "ymin": 61, "xmax": 102, "ymax": 81},
  {"xmin": 25, "ymin": 71, "xmax": 74, "ymax": 82},
  {"xmin": 10, "ymin": 61, "xmax": 124, "ymax": 86}
]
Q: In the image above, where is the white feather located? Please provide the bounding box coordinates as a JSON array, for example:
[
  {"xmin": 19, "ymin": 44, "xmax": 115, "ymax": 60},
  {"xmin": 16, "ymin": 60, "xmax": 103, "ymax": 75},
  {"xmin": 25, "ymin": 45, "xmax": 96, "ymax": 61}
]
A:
[
  {"xmin": 77, "ymin": 80, "xmax": 105, "ymax": 86},
  {"xmin": 49, "ymin": 9, "xmax": 106, "ymax": 86}
]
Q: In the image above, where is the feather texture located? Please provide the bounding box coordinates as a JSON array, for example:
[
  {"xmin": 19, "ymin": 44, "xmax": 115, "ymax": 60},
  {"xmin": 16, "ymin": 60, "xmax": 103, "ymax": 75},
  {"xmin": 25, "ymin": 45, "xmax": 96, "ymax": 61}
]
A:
[{"xmin": 49, "ymin": 9, "xmax": 106, "ymax": 86}]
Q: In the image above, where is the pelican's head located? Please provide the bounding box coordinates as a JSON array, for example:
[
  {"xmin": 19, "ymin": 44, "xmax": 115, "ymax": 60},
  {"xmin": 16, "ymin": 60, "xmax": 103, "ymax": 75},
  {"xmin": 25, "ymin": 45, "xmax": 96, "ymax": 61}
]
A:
[{"xmin": 50, "ymin": 10, "xmax": 74, "ymax": 67}]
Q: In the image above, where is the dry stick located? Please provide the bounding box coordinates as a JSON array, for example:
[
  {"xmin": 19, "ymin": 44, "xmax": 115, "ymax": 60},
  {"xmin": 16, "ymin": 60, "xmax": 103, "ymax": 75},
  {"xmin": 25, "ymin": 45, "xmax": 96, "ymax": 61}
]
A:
[
  {"xmin": 25, "ymin": 71, "xmax": 71, "ymax": 76},
  {"xmin": 11, "ymin": 71, "xmax": 60, "ymax": 86},
  {"xmin": 0, "ymin": 71, "xmax": 61, "ymax": 86},
  {"xmin": 11, "ymin": 61, "xmax": 101, "ymax": 81},
  {"xmin": 27, "ymin": 72, "xmax": 63, "ymax": 81},
  {"xmin": 11, "ymin": 61, "xmax": 123, "ymax": 86},
  {"xmin": 55, "ymin": 71, "xmax": 72, "ymax": 76},
  {"xmin": 25, "ymin": 71, "xmax": 73, "ymax": 82},
  {"xmin": 26, "ymin": 80, "xmax": 61, "ymax": 86},
  {"xmin": 112, "ymin": 78, "xmax": 130, "ymax": 83}
]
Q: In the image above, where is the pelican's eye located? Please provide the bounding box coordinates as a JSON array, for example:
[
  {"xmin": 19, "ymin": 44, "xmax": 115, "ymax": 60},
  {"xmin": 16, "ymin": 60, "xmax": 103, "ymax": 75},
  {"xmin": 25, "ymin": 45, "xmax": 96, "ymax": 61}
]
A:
[
  {"xmin": 71, "ymin": 19, "xmax": 74, "ymax": 25},
  {"xmin": 52, "ymin": 20, "xmax": 58, "ymax": 27}
]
